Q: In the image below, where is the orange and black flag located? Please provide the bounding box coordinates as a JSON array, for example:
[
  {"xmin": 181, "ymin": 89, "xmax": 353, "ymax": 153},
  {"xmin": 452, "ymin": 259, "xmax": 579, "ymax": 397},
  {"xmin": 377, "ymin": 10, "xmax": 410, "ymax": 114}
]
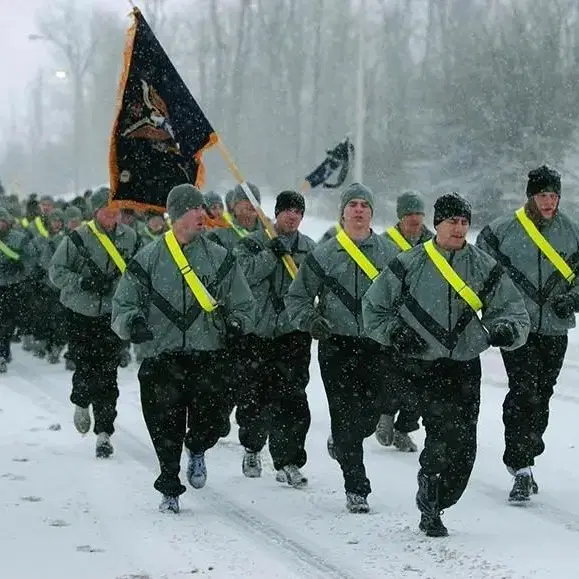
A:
[{"xmin": 109, "ymin": 7, "xmax": 218, "ymax": 212}]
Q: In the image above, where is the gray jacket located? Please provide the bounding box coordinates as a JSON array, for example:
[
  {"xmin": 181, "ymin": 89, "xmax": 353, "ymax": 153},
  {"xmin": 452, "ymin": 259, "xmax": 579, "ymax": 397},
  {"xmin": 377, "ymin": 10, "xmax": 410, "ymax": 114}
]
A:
[
  {"xmin": 206, "ymin": 218, "xmax": 262, "ymax": 251},
  {"xmin": 111, "ymin": 234, "xmax": 255, "ymax": 357},
  {"xmin": 49, "ymin": 222, "xmax": 139, "ymax": 317},
  {"xmin": 383, "ymin": 224, "xmax": 433, "ymax": 248},
  {"xmin": 363, "ymin": 241, "xmax": 530, "ymax": 361},
  {"xmin": 476, "ymin": 209, "xmax": 579, "ymax": 335},
  {"xmin": 235, "ymin": 229, "xmax": 315, "ymax": 338},
  {"xmin": 0, "ymin": 227, "xmax": 37, "ymax": 287},
  {"xmin": 285, "ymin": 231, "xmax": 401, "ymax": 337}
]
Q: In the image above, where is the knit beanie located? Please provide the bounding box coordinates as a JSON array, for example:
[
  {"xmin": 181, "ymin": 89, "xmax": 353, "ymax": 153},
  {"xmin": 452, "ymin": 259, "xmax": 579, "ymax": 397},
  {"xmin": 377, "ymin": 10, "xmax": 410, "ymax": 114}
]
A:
[
  {"xmin": 0, "ymin": 207, "xmax": 13, "ymax": 223},
  {"xmin": 433, "ymin": 193, "xmax": 471, "ymax": 227},
  {"xmin": 233, "ymin": 182, "xmax": 261, "ymax": 206},
  {"xmin": 48, "ymin": 209, "xmax": 65, "ymax": 224},
  {"xmin": 64, "ymin": 206, "xmax": 83, "ymax": 222},
  {"xmin": 397, "ymin": 191, "xmax": 425, "ymax": 219},
  {"xmin": 204, "ymin": 191, "xmax": 224, "ymax": 208},
  {"xmin": 526, "ymin": 165, "xmax": 561, "ymax": 198},
  {"xmin": 275, "ymin": 191, "xmax": 305, "ymax": 216},
  {"xmin": 40, "ymin": 194, "xmax": 54, "ymax": 204},
  {"xmin": 90, "ymin": 186, "xmax": 110, "ymax": 213},
  {"xmin": 166, "ymin": 184, "xmax": 205, "ymax": 222},
  {"xmin": 339, "ymin": 182, "xmax": 375, "ymax": 216}
]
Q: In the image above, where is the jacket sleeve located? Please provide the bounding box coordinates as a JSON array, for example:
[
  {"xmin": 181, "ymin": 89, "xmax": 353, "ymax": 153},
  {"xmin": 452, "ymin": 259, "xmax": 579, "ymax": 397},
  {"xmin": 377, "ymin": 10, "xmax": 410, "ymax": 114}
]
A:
[
  {"xmin": 234, "ymin": 237, "xmax": 277, "ymax": 285},
  {"xmin": 481, "ymin": 270, "xmax": 530, "ymax": 351},
  {"xmin": 218, "ymin": 258, "xmax": 256, "ymax": 333},
  {"xmin": 362, "ymin": 265, "xmax": 404, "ymax": 346},
  {"xmin": 111, "ymin": 267, "xmax": 150, "ymax": 340},
  {"xmin": 475, "ymin": 226, "xmax": 498, "ymax": 260},
  {"xmin": 48, "ymin": 235, "xmax": 83, "ymax": 291},
  {"xmin": 284, "ymin": 257, "xmax": 323, "ymax": 331}
]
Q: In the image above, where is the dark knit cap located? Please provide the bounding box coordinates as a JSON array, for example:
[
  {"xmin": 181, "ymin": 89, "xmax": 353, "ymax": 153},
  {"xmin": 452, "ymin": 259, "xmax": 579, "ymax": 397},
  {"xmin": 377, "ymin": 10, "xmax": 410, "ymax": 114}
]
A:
[
  {"xmin": 233, "ymin": 182, "xmax": 261, "ymax": 206},
  {"xmin": 433, "ymin": 193, "xmax": 471, "ymax": 227},
  {"xmin": 166, "ymin": 184, "xmax": 205, "ymax": 222},
  {"xmin": 90, "ymin": 186, "xmax": 110, "ymax": 213},
  {"xmin": 204, "ymin": 191, "xmax": 224, "ymax": 208},
  {"xmin": 275, "ymin": 191, "xmax": 305, "ymax": 216},
  {"xmin": 526, "ymin": 165, "xmax": 561, "ymax": 198},
  {"xmin": 340, "ymin": 182, "xmax": 375, "ymax": 215}
]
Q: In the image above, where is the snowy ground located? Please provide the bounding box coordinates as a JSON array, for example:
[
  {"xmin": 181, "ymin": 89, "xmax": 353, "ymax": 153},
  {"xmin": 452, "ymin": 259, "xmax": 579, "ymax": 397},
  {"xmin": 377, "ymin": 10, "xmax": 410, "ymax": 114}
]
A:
[{"xmin": 2, "ymin": 214, "xmax": 579, "ymax": 579}]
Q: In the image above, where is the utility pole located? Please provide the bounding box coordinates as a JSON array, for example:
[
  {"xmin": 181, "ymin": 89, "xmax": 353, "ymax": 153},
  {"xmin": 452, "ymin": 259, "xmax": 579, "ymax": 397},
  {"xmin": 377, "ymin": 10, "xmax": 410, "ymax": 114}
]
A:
[{"xmin": 354, "ymin": 0, "xmax": 366, "ymax": 183}]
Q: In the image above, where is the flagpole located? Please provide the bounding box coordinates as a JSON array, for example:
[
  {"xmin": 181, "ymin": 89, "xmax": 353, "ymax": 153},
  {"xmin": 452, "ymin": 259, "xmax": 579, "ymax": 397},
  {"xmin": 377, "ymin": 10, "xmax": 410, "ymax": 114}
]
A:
[
  {"xmin": 353, "ymin": 0, "xmax": 365, "ymax": 183},
  {"xmin": 215, "ymin": 137, "xmax": 299, "ymax": 277}
]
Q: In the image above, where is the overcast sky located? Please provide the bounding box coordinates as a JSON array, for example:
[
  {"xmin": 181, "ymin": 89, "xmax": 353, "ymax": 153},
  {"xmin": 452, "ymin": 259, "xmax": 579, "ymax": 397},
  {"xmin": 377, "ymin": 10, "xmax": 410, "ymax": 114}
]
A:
[{"xmin": 0, "ymin": 0, "xmax": 128, "ymax": 127}]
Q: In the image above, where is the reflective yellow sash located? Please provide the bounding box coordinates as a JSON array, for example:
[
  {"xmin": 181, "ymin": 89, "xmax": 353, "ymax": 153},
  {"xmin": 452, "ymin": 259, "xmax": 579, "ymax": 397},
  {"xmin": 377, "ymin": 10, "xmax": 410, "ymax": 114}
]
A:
[
  {"xmin": 34, "ymin": 216, "xmax": 49, "ymax": 238},
  {"xmin": 424, "ymin": 240, "xmax": 482, "ymax": 312},
  {"xmin": 223, "ymin": 212, "xmax": 248, "ymax": 239},
  {"xmin": 0, "ymin": 240, "xmax": 20, "ymax": 261},
  {"xmin": 386, "ymin": 226, "xmax": 412, "ymax": 251},
  {"xmin": 21, "ymin": 218, "xmax": 30, "ymax": 228},
  {"xmin": 335, "ymin": 224, "xmax": 379, "ymax": 281},
  {"xmin": 164, "ymin": 230, "xmax": 218, "ymax": 312},
  {"xmin": 87, "ymin": 220, "xmax": 127, "ymax": 273},
  {"xmin": 515, "ymin": 207, "xmax": 575, "ymax": 283}
]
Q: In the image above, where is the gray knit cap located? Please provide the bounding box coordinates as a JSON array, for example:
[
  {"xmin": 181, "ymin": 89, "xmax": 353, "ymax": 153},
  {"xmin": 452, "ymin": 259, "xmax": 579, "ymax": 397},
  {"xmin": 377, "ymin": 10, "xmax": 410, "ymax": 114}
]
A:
[
  {"xmin": 397, "ymin": 191, "xmax": 425, "ymax": 219},
  {"xmin": 166, "ymin": 184, "xmax": 205, "ymax": 222},
  {"xmin": 65, "ymin": 206, "xmax": 83, "ymax": 222},
  {"xmin": 233, "ymin": 182, "xmax": 261, "ymax": 206},
  {"xmin": 204, "ymin": 191, "xmax": 224, "ymax": 208},
  {"xmin": 339, "ymin": 182, "xmax": 375, "ymax": 215},
  {"xmin": 90, "ymin": 186, "xmax": 110, "ymax": 213}
]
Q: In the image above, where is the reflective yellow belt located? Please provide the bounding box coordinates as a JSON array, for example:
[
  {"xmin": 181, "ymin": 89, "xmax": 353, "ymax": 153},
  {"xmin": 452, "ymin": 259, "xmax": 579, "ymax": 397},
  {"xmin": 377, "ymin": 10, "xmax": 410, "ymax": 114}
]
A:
[
  {"xmin": 87, "ymin": 220, "xmax": 127, "ymax": 273},
  {"xmin": 515, "ymin": 207, "xmax": 575, "ymax": 283},
  {"xmin": 34, "ymin": 216, "xmax": 49, "ymax": 238},
  {"xmin": 424, "ymin": 239, "xmax": 482, "ymax": 312},
  {"xmin": 21, "ymin": 218, "xmax": 30, "ymax": 228},
  {"xmin": 386, "ymin": 226, "xmax": 412, "ymax": 251},
  {"xmin": 223, "ymin": 212, "xmax": 248, "ymax": 239},
  {"xmin": 335, "ymin": 224, "xmax": 379, "ymax": 281},
  {"xmin": 164, "ymin": 230, "xmax": 218, "ymax": 312},
  {"xmin": 0, "ymin": 240, "xmax": 20, "ymax": 261}
]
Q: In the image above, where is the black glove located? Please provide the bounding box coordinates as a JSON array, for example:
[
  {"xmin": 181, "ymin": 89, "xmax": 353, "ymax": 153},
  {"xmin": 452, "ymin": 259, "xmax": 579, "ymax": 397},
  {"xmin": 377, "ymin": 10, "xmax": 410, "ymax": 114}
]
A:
[
  {"xmin": 225, "ymin": 316, "xmax": 244, "ymax": 341},
  {"xmin": 130, "ymin": 318, "xmax": 154, "ymax": 344},
  {"xmin": 268, "ymin": 237, "xmax": 289, "ymax": 259},
  {"xmin": 552, "ymin": 293, "xmax": 577, "ymax": 319},
  {"xmin": 488, "ymin": 322, "xmax": 516, "ymax": 348},
  {"xmin": 390, "ymin": 319, "xmax": 428, "ymax": 354},
  {"xmin": 80, "ymin": 275, "xmax": 112, "ymax": 295},
  {"xmin": 309, "ymin": 315, "xmax": 332, "ymax": 340}
]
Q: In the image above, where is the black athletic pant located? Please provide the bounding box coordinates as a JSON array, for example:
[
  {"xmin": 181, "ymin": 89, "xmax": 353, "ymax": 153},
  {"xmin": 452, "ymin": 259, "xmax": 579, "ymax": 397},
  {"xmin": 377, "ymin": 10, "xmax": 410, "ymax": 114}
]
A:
[
  {"xmin": 418, "ymin": 357, "xmax": 481, "ymax": 511},
  {"xmin": 33, "ymin": 285, "xmax": 67, "ymax": 349},
  {"xmin": 0, "ymin": 282, "xmax": 26, "ymax": 360},
  {"xmin": 319, "ymin": 336, "xmax": 383, "ymax": 498},
  {"xmin": 236, "ymin": 332, "xmax": 312, "ymax": 471},
  {"xmin": 380, "ymin": 348, "xmax": 422, "ymax": 433},
  {"xmin": 68, "ymin": 310, "xmax": 122, "ymax": 436},
  {"xmin": 501, "ymin": 333, "xmax": 568, "ymax": 471},
  {"xmin": 139, "ymin": 350, "xmax": 228, "ymax": 498}
]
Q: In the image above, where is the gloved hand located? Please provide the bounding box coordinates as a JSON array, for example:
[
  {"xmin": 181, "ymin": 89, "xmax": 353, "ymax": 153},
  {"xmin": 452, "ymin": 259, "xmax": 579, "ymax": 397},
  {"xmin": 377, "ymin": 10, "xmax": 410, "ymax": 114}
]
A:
[
  {"xmin": 225, "ymin": 315, "xmax": 245, "ymax": 341},
  {"xmin": 488, "ymin": 322, "xmax": 516, "ymax": 348},
  {"xmin": 130, "ymin": 317, "xmax": 154, "ymax": 344},
  {"xmin": 309, "ymin": 315, "xmax": 332, "ymax": 340},
  {"xmin": 80, "ymin": 275, "xmax": 112, "ymax": 295},
  {"xmin": 552, "ymin": 293, "xmax": 578, "ymax": 319},
  {"xmin": 390, "ymin": 319, "xmax": 428, "ymax": 354},
  {"xmin": 268, "ymin": 236, "xmax": 289, "ymax": 259}
]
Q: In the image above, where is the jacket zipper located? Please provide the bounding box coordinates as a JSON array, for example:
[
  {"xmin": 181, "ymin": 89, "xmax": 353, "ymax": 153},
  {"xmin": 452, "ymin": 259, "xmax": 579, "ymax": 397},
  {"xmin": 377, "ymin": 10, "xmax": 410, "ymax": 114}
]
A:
[
  {"xmin": 537, "ymin": 248, "xmax": 543, "ymax": 332},
  {"xmin": 355, "ymin": 263, "xmax": 361, "ymax": 336},
  {"xmin": 448, "ymin": 252, "xmax": 454, "ymax": 359},
  {"xmin": 182, "ymin": 275, "xmax": 187, "ymax": 349},
  {"xmin": 98, "ymin": 253, "xmax": 111, "ymax": 316}
]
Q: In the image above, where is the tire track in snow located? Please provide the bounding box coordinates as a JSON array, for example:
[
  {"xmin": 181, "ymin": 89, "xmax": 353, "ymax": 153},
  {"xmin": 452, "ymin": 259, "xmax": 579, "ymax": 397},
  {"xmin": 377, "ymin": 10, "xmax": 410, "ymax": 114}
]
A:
[{"xmin": 7, "ymin": 360, "xmax": 358, "ymax": 579}]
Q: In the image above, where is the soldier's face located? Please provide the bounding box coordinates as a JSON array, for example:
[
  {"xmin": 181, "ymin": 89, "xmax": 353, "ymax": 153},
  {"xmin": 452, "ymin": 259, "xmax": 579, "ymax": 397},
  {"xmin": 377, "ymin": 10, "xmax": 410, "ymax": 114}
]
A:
[
  {"xmin": 209, "ymin": 203, "xmax": 223, "ymax": 218},
  {"xmin": 40, "ymin": 201, "xmax": 54, "ymax": 215},
  {"xmin": 343, "ymin": 199, "xmax": 372, "ymax": 230},
  {"xmin": 276, "ymin": 208, "xmax": 303, "ymax": 234},
  {"xmin": 533, "ymin": 192, "xmax": 559, "ymax": 219},
  {"xmin": 234, "ymin": 200, "xmax": 257, "ymax": 228},
  {"xmin": 180, "ymin": 206, "xmax": 205, "ymax": 234},
  {"xmin": 50, "ymin": 219, "xmax": 63, "ymax": 234},
  {"xmin": 435, "ymin": 217, "xmax": 469, "ymax": 250},
  {"xmin": 67, "ymin": 219, "xmax": 82, "ymax": 231},
  {"xmin": 96, "ymin": 207, "xmax": 120, "ymax": 231},
  {"xmin": 400, "ymin": 213, "xmax": 424, "ymax": 235},
  {"xmin": 0, "ymin": 220, "xmax": 9, "ymax": 233},
  {"xmin": 148, "ymin": 215, "xmax": 165, "ymax": 233}
]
